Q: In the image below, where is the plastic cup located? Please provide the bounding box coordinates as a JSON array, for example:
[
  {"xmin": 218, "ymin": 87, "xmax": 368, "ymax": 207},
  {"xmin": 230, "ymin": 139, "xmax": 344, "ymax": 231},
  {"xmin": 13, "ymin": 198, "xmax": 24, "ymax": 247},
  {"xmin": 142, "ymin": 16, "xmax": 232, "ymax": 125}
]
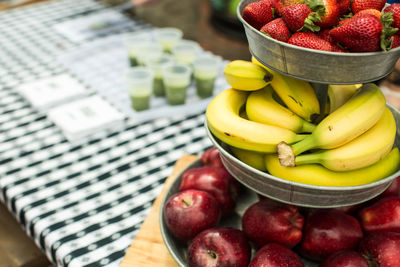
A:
[
  {"xmin": 171, "ymin": 40, "xmax": 201, "ymax": 66},
  {"xmin": 193, "ymin": 55, "xmax": 222, "ymax": 98},
  {"xmin": 154, "ymin": 27, "xmax": 183, "ymax": 53},
  {"xmin": 124, "ymin": 32, "xmax": 152, "ymax": 67},
  {"xmin": 162, "ymin": 63, "xmax": 192, "ymax": 105},
  {"xmin": 126, "ymin": 67, "xmax": 154, "ymax": 111},
  {"xmin": 135, "ymin": 43, "xmax": 164, "ymax": 66},
  {"xmin": 145, "ymin": 54, "xmax": 174, "ymax": 97}
]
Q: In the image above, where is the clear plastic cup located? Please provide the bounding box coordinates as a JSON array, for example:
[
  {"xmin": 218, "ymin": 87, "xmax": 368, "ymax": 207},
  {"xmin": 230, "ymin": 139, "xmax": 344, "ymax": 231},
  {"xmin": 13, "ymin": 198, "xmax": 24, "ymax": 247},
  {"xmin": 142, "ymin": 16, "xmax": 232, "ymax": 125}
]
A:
[
  {"xmin": 171, "ymin": 40, "xmax": 202, "ymax": 66},
  {"xmin": 193, "ymin": 55, "xmax": 222, "ymax": 98},
  {"xmin": 145, "ymin": 54, "xmax": 174, "ymax": 97},
  {"xmin": 135, "ymin": 43, "xmax": 164, "ymax": 66},
  {"xmin": 126, "ymin": 67, "xmax": 154, "ymax": 111},
  {"xmin": 154, "ymin": 27, "xmax": 183, "ymax": 53},
  {"xmin": 124, "ymin": 32, "xmax": 152, "ymax": 67},
  {"xmin": 162, "ymin": 63, "xmax": 192, "ymax": 105}
]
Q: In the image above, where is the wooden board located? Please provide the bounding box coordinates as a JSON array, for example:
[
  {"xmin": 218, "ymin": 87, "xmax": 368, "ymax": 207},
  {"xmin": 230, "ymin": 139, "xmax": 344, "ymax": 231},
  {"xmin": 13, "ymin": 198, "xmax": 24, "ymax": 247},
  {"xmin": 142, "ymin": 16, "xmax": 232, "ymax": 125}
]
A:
[{"xmin": 120, "ymin": 155, "xmax": 198, "ymax": 267}]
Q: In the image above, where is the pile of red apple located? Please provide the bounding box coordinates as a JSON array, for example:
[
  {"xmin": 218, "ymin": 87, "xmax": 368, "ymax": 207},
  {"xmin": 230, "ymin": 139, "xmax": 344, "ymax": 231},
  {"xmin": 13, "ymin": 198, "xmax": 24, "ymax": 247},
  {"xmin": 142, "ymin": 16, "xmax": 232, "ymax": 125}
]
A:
[{"xmin": 163, "ymin": 147, "xmax": 400, "ymax": 266}]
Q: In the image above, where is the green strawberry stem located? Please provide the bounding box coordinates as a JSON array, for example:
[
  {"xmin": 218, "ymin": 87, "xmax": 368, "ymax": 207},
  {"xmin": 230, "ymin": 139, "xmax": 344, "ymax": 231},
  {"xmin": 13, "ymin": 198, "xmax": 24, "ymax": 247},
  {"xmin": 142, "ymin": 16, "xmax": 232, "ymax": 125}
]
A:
[
  {"xmin": 301, "ymin": 12, "xmax": 321, "ymax": 32},
  {"xmin": 305, "ymin": 0, "xmax": 325, "ymax": 16},
  {"xmin": 380, "ymin": 12, "xmax": 399, "ymax": 51}
]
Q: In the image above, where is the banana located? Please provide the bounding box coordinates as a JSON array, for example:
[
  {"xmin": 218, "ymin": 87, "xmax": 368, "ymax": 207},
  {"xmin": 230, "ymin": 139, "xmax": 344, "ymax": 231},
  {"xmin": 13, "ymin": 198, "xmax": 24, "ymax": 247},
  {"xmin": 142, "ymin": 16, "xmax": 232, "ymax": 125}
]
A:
[
  {"xmin": 294, "ymin": 108, "xmax": 396, "ymax": 171},
  {"xmin": 246, "ymin": 85, "xmax": 316, "ymax": 133},
  {"xmin": 277, "ymin": 83, "xmax": 386, "ymax": 167},
  {"xmin": 223, "ymin": 60, "xmax": 273, "ymax": 91},
  {"xmin": 230, "ymin": 146, "xmax": 266, "ymax": 171},
  {"xmin": 265, "ymin": 147, "xmax": 400, "ymax": 187},
  {"xmin": 206, "ymin": 88, "xmax": 308, "ymax": 153},
  {"xmin": 327, "ymin": 84, "xmax": 362, "ymax": 113},
  {"xmin": 251, "ymin": 56, "xmax": 320, "ymax": 122}
]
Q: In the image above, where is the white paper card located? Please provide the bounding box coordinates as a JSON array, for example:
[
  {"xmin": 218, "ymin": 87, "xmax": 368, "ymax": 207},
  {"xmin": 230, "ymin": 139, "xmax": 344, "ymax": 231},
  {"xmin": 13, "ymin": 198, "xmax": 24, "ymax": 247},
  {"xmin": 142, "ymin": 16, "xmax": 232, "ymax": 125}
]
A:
[
  {"xmin": 48, "ymin": 95, "xmax": 125, "ymax": 142},
  {"xmin": 17, "ymin": 74, "xmax": 88, "ymax": 112}
]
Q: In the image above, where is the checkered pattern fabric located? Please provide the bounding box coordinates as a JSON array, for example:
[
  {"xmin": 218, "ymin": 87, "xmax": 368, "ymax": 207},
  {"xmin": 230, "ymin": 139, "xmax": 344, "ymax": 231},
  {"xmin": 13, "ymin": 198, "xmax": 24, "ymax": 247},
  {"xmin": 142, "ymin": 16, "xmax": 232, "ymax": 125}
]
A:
[{"xmin": 0, "ymin": 1, "xmax": 215, "ymax": 266}]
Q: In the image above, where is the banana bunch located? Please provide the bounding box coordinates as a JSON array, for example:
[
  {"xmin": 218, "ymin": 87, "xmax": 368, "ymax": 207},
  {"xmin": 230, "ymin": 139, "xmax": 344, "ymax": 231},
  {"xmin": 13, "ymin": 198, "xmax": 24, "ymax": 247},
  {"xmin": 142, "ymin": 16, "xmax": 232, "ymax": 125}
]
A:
[{"xmin": 208, "ymin": 58, "xmax": 399, "ymax": 186}]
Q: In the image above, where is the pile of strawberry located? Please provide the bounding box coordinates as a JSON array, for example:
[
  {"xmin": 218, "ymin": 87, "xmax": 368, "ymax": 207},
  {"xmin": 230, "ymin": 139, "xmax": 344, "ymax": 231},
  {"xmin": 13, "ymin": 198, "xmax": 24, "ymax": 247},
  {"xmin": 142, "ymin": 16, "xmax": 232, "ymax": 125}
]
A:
[{"xmin": 242, "ymin": 0, "xmax": 400, "ymax": 52}]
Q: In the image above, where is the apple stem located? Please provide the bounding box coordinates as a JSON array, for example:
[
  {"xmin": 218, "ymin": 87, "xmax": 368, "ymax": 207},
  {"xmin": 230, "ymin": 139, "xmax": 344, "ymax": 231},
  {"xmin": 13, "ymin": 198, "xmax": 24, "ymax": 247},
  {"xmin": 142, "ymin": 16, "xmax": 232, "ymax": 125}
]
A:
[
  {"xmin": 181, "ymin": 198, "xmax": 192, "ymax": 207},
  {"xmin": 207, "ymin": 250, "xmax": 217, "ymax": 259}
]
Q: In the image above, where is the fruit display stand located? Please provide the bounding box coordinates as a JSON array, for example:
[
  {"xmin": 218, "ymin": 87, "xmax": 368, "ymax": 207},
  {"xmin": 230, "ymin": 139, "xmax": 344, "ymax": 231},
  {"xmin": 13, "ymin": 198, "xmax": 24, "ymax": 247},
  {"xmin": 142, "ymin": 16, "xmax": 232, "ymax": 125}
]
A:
[{"xmin": 198, "ymin": 0, "xmax": 400, "ymax": 208}]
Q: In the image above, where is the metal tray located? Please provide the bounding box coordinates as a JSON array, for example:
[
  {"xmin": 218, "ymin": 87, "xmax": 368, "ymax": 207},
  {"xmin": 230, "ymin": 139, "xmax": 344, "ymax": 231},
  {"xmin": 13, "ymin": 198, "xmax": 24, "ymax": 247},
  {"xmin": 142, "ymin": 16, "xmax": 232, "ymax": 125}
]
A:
[
  {"xmin": 159, "ymin": 159, "xmax": 318, "ymax": 266},
  {"xmin": 205, "ymin": 104, "xmax": 400, "ymax": 208},
  {"xmin": 237, "ymin": 0, "xmax": 400, "ymax": 84}
]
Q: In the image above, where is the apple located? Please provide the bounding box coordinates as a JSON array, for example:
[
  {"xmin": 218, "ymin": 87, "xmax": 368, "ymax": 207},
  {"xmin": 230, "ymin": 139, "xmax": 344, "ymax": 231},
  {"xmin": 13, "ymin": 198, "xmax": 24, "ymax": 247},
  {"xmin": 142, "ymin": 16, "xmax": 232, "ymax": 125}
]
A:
[
  {"xmin": 187, "ymin": 227, "xmax": 251, "ymax": 267},
  {"xmin": 201, "ymin": 147, "xmax": 225, "ymax": 168},
  {"xmin": 163, "ymin": 189, "xmax": 221, "ymax": 243},
  {"xmin": 248, "ymin": 243, "xmax": 304, "ymax": 267},
  {"xmin": 380, "ymin": 176, "xmax": 400, "ymax": 198},
  {"xmin": 299, "ymin": 210, "xmax": 363, "ymax": 261},
  {"xmin": 359, "ymin": 232, "xmax": 400, "ymax": 266},
  {"xmin": 179, "ymin": 166, "xmax": 240, "ymax": 214},
  {"xmin": 242, "ymin": 198, "xmax": 304, "ymax": 248},
  {"xmin": 319, "ymin": 250, "xmax": 369, "ymax": 267},
  {"xmin": 358, "ymin": 196, "xmax": 400, "ymax": 234}
]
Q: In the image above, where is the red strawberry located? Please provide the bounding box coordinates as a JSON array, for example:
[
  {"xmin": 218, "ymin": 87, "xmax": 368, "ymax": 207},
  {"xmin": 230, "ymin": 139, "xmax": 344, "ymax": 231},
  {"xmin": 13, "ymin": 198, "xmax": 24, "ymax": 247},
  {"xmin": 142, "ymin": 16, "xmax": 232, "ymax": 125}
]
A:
[
  {"xmin": 310, "ymin": 0, "xmax": 340, "ymax": 29},
  {"xmin": 392, "ymin": 34, "xmax": 400, "ymax": 49},
  {"xmin": 243, "ymin": 1, "xmax": 274, "ymax": 30},
  {"xmin": 384, "ymin": 3, "xmax": 400, "ymax": 29},
  {"xmin": 339, "ymin": 9, "xmax": 382, "ymax": 25},
  {"xmin": 330, "ymin": 14, "xmax": 383, "ymax": 52},
  {"xmin": 336, "ymin": 0, "xmax": 351, "ymax": 16},
  {"xmin": 318, "ymin": 28, "xmax": 334, "ymax": 43},
  {"xmin": 281, "ymin": 4, "xmax": 320, "ymax": 32},
  {"xmin": 275, "ymin": 0, "xmax": 305, "ymax": 16},
  {"xmin": 332, "ymin": 44, "xmax": 347, "ymax": 52},
  {"xmin": 288, "ymin": 32, "xmax": 333, "ymax": 51},
  {"xmin": 351, "ymin": 0, "xmax": 387, "ymax": 14},
  {"xmin": 260, "ymin": 18, "xmax": 291, "ymax": 42},
  {"xmin": 262, "ymin": 0, "xmax": 280, "ymax": 8}
]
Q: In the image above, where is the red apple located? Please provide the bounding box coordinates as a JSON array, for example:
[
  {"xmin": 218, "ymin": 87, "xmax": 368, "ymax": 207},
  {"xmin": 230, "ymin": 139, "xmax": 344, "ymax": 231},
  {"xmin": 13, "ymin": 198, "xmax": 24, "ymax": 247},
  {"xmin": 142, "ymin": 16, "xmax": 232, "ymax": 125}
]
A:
[
  {"xmin": 179, "ymin": 166, "xmax": 240, "ymax": 214},
  {"xmin": 319, "ymin": 250, "xmax": 369, "ymax": 267},
  {"xmin": 201, "ymin": 147, "xmax": 225, "ymax": 169},
  {"xmin": 242, "ymin": 198, "xmax": 304, "ymax": 248},
  {"xmin": 188, "ymin": 227, "xmax": 251, "ymax": 267},
  {"xmin": 299, "ymin": 210, "xmax": 363, "ymax": 261},
  {"xmin": 163, "ymin": 189, "xmax": 221, "ymax": 243},
  {"xmin": 380, "ymin": 176, "xmax": 400, "ymax": 198},
  {"xmin": 358, "ymin": 196, "xmax": 400, "ymax": 234},
  {"xmin": 359, "ymin": 232, "xmax": 400, "ymax": 266},
  {"xmin": 248, "ymin": 243, "xmax": 304, "ymax": 267}
]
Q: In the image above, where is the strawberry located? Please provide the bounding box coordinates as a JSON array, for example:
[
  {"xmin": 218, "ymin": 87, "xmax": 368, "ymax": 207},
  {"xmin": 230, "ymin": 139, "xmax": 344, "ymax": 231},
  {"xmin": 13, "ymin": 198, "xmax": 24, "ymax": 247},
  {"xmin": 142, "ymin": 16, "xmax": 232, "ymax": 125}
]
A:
[
  {"xmin": 313, "ymin": 0, "xmax": 340, "ymax": 29},
  {"xmin": 391, "ymin": 34, "xmax": 400, "ymax": 49},
  {"xmin": 332, "ymin": 44, "xmax": 347, "ymax": 52},
  {"xmin": 281, "ymin": 4, "xmax": 320, "ymax": 32},
  {"xmin": 330, "ymin": 14, "xmax": 383, "ymax": 52},
  {"xmin": 288, "ymin": 32, "xmax": 333, "ymax": 51},
  {"xmin": 339, "ymin": 9, "xmax": 382, "ymax": 26},
  {"xmin": 260, "ymin": 18, "xmax": 291, "ymax": 42},
  {"xmin": 384, "ymin": 3, "xmax": 400, "ymax": 29},
  {"xmin": 336, "ymin": 0, "xmax": 351, "ymax": 16},
  {"xmin": 261, "ymin": 0, "xmax": 280, "ymax": 8},
  {"xmin": 275, "ymin": 0, "xmax": 305, "ymax": 16},
  {"xmin": 318, "ymin": 29, "xmax": 347, "ymax": 52},
  {"xmin": 242, "ymin": 1, "xmax": 274, "ymax": 30},
  {"xmin": 351, "ymin": 0, "xmax": 387, "ymax": 14}
]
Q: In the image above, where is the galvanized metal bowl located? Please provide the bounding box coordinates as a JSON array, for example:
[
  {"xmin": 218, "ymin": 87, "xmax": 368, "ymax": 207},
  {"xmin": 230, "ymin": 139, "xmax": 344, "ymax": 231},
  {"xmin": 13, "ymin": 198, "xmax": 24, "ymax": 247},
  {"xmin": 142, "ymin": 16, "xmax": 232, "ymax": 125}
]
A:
[
  {"xmin": 159, "ymin": 160, "xmax": 319, "ymax": 266},
  {"xmin": 205, "ymin": 104, "xmax": 400, "ymax": 208},
  {"xmin": 237, "ymin": 0, "xmax": 400, "ymax": 84}
]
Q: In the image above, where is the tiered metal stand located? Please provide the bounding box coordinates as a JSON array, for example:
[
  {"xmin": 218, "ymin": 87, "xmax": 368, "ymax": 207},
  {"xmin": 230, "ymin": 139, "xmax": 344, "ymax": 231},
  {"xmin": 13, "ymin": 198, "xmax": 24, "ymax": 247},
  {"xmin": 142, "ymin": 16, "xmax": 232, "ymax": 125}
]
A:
[{"xmin": 206, "ymin": 0, "xmax": 400, "ymax": 208}]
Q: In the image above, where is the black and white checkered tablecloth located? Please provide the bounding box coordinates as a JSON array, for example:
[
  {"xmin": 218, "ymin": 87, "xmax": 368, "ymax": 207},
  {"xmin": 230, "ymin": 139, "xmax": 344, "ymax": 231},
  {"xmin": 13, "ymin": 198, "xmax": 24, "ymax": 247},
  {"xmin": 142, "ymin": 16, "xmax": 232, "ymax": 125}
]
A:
[{"xmin": 0, "ymin": 1, "xmax": 214, "ymax": 266}]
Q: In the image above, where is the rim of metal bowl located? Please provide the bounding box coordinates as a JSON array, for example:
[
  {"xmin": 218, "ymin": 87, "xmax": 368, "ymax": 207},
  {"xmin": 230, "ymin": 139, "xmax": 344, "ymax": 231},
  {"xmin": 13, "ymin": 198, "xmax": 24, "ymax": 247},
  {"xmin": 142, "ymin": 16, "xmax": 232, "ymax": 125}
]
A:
[
  {"xmin": 204, "ymin": 118, "xmax": 400, "ymax": 192},
  {"xmin": 236, "ymin": 0, "xmax": 400, "ymax": 58}
]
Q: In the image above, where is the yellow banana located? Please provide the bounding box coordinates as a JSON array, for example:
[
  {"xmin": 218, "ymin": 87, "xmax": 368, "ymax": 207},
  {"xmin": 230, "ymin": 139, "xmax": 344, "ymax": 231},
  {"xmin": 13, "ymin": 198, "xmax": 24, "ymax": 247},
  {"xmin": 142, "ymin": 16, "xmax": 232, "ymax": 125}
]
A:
[
  {"xmin": 251, "ymin": 57, "xmax": 320, "ymax": 122},
  {"xmin": 223, "ymin": 60, "xmax": 273, "ymax": 91},
  {"xmin": 294, "ymin": 108, "xmax": 396, "ymax": 171},
  {"xmin": 246, "ymin": 85, "xmax": 315, "ymax": 133},
  {"xmin": 265, "ymin": 147, "xmax": 400, "ymax": 187},
  {"xmin": 206, "ymin": 88, "xmax": 307, "ymax": 153},
  {"xmin": 230, "ymin": 146, "xmax": 266, "ymax": 171},
  {"xmin": 327, "ymin": 84, "xmax": 362, "ymax": 113},
  {"xmin": 278, "ymin": 83, "xmax": 386, "ymax": 166}
]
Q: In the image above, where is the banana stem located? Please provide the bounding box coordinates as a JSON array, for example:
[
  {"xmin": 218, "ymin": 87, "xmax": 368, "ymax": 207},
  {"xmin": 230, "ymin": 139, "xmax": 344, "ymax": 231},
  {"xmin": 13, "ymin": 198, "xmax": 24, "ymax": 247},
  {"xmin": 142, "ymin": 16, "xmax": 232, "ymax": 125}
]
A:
[
  {"xmin": 291, "ymin": 135, "xmax": 317, "ymax": 156},
  {"xmin": 294, "ymin": 152, "xmax": 322, "ymax": 166},
  {"xmin": 301, "ymin": 121, "xmax": 316, "ymax": 133}
]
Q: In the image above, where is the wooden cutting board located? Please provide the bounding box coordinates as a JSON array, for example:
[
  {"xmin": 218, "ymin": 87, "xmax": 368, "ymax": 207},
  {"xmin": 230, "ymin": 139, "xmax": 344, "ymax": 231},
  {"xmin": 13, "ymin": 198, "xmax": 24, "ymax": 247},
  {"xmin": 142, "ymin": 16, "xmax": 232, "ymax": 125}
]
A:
[{"xmin": 120, "ymin": 155, "xmax": 198, "ymax": 267}]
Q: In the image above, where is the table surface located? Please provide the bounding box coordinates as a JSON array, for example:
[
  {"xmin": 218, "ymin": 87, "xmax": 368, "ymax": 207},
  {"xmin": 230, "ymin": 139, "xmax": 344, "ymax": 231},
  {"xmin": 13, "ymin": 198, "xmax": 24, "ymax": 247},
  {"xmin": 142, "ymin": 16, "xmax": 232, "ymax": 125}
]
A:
[{"xmin": 0, "ymin": 1, "xmax": 214, "ymax": 266}]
